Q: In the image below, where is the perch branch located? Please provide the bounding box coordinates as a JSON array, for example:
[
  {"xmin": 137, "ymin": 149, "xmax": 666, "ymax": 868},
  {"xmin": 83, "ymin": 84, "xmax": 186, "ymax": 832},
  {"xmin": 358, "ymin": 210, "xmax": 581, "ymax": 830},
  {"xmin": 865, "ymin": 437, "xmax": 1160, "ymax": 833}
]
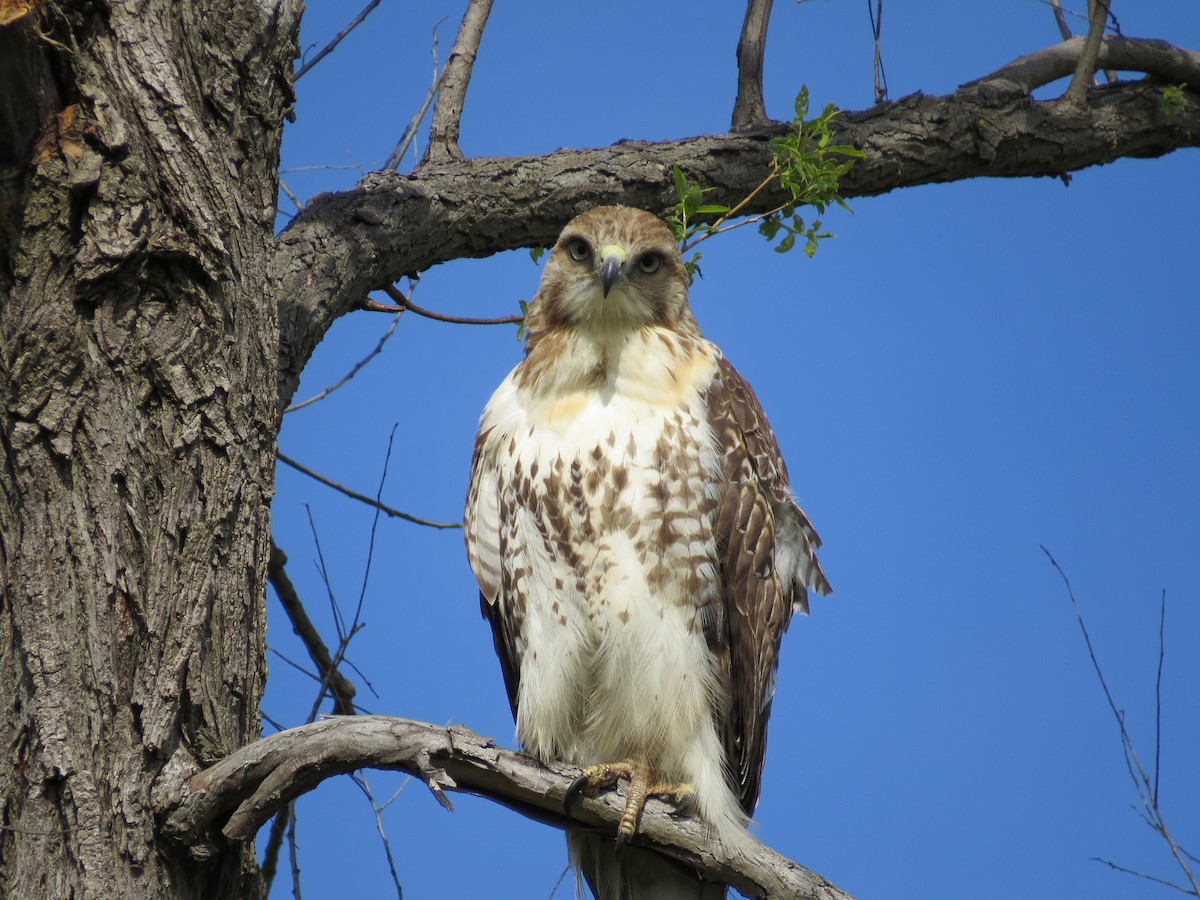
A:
[
  {"xmin": 732, "ymin": 0, "xmax": 774, "ymax": 130},
  {"xmin": 162, "ymin": 716, "xmax": 853, "ymax": 900},
  {"xmin": 425, "ymin": 0, "xmax": 493, "ymax": 162}
]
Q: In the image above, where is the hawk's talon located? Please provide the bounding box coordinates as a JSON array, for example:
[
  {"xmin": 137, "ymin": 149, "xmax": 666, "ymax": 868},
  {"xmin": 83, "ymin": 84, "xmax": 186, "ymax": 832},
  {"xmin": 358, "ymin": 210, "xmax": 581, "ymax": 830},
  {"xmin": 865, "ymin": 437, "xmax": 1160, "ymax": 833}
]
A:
[
  {"xmin": 565, "ymin": 759, "xmax": 695, "ymax": 841},
  {"xmin": 563, "ymin": 773, "xmax": 591, "ymax": 812}
]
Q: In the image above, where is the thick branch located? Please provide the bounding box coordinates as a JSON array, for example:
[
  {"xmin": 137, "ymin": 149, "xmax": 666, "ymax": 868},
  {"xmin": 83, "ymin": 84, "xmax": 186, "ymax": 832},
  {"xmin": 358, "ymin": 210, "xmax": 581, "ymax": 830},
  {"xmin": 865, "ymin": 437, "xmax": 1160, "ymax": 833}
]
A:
[
  {"xmin": 271, "ymin": 38, "xmax": 1200, "ymax": 413},
  {"xmin": 971, "ymin": 35, "xmax": 1200, "ymax": 95},
  {"xmin": 162, "ymin": 716, "xmax": 852, "ymax": 900},
  {"xmin": 732, "ymin": 0, "xmax": 774, "ymax": 131},
  {"xmin": 424, "ymin": 0, "xmax": 493, "ymax": 163}
]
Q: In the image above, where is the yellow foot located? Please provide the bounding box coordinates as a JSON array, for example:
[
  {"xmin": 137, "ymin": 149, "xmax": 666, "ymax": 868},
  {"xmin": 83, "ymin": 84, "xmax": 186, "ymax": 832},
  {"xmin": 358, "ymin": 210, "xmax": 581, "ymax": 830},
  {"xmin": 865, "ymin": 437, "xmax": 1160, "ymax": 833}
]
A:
[{"xmin": 564, "ymin": 759, "xmax": 695, "ymax": 843}]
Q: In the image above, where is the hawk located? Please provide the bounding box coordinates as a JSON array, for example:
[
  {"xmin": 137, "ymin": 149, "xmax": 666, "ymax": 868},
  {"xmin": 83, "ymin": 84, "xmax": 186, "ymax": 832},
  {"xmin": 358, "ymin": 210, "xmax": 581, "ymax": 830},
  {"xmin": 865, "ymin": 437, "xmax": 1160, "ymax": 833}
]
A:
[{"xmin": 464, "ymin": 206, "xmax": 830, "ymax": 898}]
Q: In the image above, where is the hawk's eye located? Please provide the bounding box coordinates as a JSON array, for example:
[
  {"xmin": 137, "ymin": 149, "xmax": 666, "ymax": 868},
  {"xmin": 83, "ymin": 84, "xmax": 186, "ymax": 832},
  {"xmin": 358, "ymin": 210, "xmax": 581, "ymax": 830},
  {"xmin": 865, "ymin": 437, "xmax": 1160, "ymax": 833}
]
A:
[
  {"xmin": 566, "ymin": 239, "xmax": 591, "ymax": 262},
  {"xmin": 637, "ymin": 253, "xmax": 662, "ymax": 274}
]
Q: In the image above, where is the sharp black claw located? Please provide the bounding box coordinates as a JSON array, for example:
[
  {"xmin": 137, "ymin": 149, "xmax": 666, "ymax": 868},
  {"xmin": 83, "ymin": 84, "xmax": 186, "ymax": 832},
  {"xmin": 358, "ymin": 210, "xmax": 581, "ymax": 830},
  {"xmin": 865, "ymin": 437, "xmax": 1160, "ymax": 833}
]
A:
[
  {"xmin": 564, "ymin": 774, "xmax": 590, "ymax": 812},
  {"xmin": 614, "ymin": 830, "xmax": 631, "ymax": 850}
]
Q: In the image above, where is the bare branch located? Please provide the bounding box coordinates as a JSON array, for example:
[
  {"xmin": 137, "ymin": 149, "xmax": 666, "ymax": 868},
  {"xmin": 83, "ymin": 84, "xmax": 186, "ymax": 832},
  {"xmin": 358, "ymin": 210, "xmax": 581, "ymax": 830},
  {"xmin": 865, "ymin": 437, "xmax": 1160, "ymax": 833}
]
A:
[
  {"xmin": 969, "ymin": 35, "xmax": 1200, "ymax": 95},
  {"xmin": 268, "ymin": 542, "xmax": 358, "ymax": 716},
  {"xmin": 275, "ymin": 452, "xmax": 462, "ymax": 530},
  {"xmin": 294, "ymin": 0, "xmax": 385, "ymax": 81},
  {"xmin": 380, "ymin": 284, "xmax": 522, "ymax": 326},
  {"xmin": 285, "ymin": 309, "xmax": 403, "ymax": 413},
  {"xmin": 1065, "ymin": 0, "xmax": 1111, "ymax": 103},
  {"xmin": 385, "ymin": 21, "xmax": 449, "ymax": 170},
  {"xmin": 425, "ymin": 0, "xmax": 494, "ymax": 163},
  {"xmin": 1043, "ymin": 548, "xmax": 1200, "ymax": 896},
  {"xmin": 162, "ymin": 717, "xmax": 854, "ymax": 900},
  {"xmin": 732, "ymin": 0, "xmax": 774, "ymax": 131},
  {"xmin": 1049, "ymin": 0, "xmax": 1072, "ymax": 41},
  {"xmin": 272, "ymin": 40, "xmax": 1200, "ymax": 413},
  {"xmin": 870, "ymin": 0, "xmax": 887, "ymax": 104}
]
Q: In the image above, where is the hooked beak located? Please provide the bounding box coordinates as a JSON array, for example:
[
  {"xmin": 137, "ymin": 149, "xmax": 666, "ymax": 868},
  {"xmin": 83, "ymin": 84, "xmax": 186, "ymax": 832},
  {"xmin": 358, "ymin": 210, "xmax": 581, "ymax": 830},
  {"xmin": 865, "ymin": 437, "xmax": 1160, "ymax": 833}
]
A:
[{"xmin": 599, "ymin": 253, "xmax": 623, "ymax": 298}]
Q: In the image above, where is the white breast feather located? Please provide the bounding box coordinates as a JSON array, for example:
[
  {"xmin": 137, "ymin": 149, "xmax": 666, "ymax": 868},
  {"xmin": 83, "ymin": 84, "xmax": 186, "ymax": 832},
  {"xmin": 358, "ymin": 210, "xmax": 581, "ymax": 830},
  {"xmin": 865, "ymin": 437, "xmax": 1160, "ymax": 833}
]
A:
[{"xmin": 470, "ymin": 329, "xmax": 749, "ymax": 847}]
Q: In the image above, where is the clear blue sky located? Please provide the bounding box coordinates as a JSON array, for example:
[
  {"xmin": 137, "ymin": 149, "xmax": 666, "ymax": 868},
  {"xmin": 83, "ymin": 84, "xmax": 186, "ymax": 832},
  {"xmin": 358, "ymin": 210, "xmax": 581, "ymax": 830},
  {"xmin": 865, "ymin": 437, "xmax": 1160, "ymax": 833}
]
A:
[{"xmin": 264, "ymin": 3, "xmax": 1199, "ymax": 897}]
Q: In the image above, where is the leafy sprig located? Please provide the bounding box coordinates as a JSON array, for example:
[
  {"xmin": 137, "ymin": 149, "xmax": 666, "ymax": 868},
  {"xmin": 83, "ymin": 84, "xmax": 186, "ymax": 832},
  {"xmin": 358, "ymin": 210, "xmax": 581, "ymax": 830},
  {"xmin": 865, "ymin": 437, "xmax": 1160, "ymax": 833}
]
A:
[{"xmin": 667, "ymin": 85, "xmax": 863, "ymax": 278}]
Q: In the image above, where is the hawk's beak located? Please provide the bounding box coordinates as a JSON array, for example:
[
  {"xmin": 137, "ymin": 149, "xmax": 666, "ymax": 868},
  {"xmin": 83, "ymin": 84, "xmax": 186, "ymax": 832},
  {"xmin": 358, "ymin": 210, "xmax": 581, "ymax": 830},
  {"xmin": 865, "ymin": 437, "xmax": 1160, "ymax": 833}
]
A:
[{"xmin": 598, "ymin": 248, "xmax": 625, "ymax": 298}]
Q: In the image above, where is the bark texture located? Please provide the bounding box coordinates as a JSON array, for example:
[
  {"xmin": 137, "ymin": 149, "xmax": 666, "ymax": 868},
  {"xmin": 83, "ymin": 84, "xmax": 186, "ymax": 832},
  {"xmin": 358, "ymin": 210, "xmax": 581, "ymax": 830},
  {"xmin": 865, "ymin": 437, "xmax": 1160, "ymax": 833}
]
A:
[{"xmin": 0, "ymin": 1, "xmax": 299, "ymax": 897}]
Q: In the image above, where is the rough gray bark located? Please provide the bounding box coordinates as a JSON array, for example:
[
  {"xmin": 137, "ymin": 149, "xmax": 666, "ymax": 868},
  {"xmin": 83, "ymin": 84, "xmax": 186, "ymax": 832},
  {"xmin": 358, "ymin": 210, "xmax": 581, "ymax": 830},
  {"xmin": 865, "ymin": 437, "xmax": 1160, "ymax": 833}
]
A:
[
  {"xmin": 0, "ymin": 1, "xmax": 299, "ymax": 898},
  {"xmin": 0, "ymin": 2, "xmax": 1196, "ymax": 898}
]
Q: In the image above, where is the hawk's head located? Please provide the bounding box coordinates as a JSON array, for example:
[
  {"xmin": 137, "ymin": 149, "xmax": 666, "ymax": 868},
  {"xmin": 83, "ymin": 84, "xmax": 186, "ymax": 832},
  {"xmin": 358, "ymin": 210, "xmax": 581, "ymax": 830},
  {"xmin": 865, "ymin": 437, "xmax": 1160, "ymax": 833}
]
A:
[{"xmin": 524, "ymin": 206, "xmax": 697, "ymax": 341}]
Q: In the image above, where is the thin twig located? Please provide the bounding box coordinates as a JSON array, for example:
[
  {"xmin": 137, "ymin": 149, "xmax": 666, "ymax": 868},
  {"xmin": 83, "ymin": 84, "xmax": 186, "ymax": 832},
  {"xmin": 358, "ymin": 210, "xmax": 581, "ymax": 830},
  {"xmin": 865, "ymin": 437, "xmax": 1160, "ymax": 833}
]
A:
[
  {"xmin": 277, "ymin": 451, "xmax": 462, "ymax": 529},
  {"xmin": 869, "ymin": 0, "xmax": 888, "ymax": 104},
  {"xmin": 381, "ymin": 284, "xmax": 522, "ymax": 326},
  {"xmin": 1042, "ymin": 547, "xmax": 1200, "ymax": 896},
  {"xmin": 294, "ymin": 0, "xmax": 385, "ymax": 81},
  {"xmin": 268, "ymin": 541, "xmax": 358, "ymax": 715},
  {"xmin": 259, "ymin": 807, "xmax": 289, "ymax": 896},
  {"xmin": 1049, "ymin": 0, "xmax": 1072, "ymax": 40},
  {"xmin": 1064, "ymin": 0, "xmax": 1110, "ymax": 103},
  {"xmin": 287, "ymin": 804, "xmax": 303, "ymax": 900},
  {"xmin": 278, "ymin": 176, "xmax": 303, "ymax": 214},
  {"xmin": 424, "ymin": 0, "xmax": 494, "ymax": 163},
  {"xmin": 386, "ymin": 21, "xmax": 449, "ymax": 170},
  {"xmin": 1090, "ymin": 857, "xmax": 1196, "ymax": 895},
  {"xmin": 1154, "ymin": 589, "xmax": 1165, "ymax": 804},
  {"xmin": 351, "ymin": 773, "xmax": 406, "ymax": 898},
  {"xmin": 731, "ymin": 0, "xmax": 774, "ymax": 131},
  {"xmin": 285, "ymin": 310, "xmax": 404, "ymax": 413}
]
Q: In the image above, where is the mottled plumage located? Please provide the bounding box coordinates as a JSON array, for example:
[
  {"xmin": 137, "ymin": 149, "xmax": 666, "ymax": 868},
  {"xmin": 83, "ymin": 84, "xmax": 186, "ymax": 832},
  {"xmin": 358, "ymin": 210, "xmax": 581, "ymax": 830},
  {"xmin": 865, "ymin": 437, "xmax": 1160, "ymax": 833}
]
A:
[{"xmin": 464, "ymin": 206, "xmax": 830, "ymax": 899}]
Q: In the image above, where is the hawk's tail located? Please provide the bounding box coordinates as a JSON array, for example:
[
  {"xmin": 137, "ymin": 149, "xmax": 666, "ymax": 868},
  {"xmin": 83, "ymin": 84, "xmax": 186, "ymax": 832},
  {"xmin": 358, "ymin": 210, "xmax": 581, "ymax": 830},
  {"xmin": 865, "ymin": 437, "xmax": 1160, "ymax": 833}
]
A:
[{"xmin": 567, "ymin": 832, "xmax": 726, "ymax": 900}]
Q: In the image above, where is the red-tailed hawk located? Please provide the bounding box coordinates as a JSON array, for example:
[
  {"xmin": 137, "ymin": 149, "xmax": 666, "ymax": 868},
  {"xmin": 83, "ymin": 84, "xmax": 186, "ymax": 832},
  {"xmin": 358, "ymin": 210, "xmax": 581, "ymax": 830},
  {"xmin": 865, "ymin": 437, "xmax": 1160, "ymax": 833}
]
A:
[{"xmin": 464, "ymin": 206, "xmax": 830, "ymax": 898}]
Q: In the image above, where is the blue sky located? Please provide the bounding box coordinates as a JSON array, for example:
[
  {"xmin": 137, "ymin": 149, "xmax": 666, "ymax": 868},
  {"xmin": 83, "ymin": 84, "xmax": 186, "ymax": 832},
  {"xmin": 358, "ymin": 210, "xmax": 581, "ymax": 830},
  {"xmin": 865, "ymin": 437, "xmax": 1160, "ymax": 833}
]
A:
[{"xmin": 264, "ymin": 2, "xmax": 1199, "ymax": 897}]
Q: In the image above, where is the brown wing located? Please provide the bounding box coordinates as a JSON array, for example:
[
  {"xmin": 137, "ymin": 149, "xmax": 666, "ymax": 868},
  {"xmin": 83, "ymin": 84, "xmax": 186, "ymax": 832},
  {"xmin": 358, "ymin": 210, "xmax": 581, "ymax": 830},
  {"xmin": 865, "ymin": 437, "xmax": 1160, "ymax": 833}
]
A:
[
  {"xmin": 704, "ymin": 354, "xmax": 831, "ymax": 814},
  {"xmin": 464, "ymin": 427, "xmax": 522, "ymax": 718}
]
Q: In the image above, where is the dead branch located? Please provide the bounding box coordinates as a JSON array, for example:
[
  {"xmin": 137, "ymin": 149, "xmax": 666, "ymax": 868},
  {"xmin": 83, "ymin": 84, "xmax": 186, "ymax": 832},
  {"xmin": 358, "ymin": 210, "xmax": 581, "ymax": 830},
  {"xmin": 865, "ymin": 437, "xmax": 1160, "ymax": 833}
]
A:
[
  {"xmin": 425, "ymin": 0, "xmax": 493, "ymax": 163},
  {"xmin": 732, "ymin": 0, "xmax": 774, "ymax": 131},
  {"xmin": 162, "ymin": 716, "xmax": 853, "ymax": 900}
]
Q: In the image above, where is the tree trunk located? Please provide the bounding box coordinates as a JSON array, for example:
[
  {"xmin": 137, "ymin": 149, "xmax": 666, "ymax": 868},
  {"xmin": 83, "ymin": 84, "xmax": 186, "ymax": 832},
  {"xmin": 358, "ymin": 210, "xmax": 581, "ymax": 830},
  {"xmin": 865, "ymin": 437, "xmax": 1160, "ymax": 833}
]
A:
[{"xmin": 0, "ymin": 2, "xmax": 298, "ymax": 896}]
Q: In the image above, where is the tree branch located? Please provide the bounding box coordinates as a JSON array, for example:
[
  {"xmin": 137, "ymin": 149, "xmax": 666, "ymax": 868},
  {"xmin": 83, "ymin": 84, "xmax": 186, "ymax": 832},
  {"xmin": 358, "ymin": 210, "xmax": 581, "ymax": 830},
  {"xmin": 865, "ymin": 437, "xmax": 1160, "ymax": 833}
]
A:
[
  {"xmin": 294, "ymin": 0, "xmax": 384, "ymax": 81},
  {"xmin": 973, "ymin": 35, "xmax": 1198, "ymax": 95},
  {"xmin": 271, "ymin": 37, "xmax": 1200, "ymax": 412},
  {"xmin": 1065, "ymin": 0, "xmax": 1112, "ymax": 103},
  {"xmin": 267, "ymin": 542, "xmax": 358, "ymax": 716},
  {"xmin": 732, "ymin": 0, "xmax": 774, "ymax": 131},
  {"xmin": 424, "ymin": 0, "xmax": 493, "ymax": 163},
  {"xmin": 162, "ymin": 716, "xmax": 853, "ymax": 900}
]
